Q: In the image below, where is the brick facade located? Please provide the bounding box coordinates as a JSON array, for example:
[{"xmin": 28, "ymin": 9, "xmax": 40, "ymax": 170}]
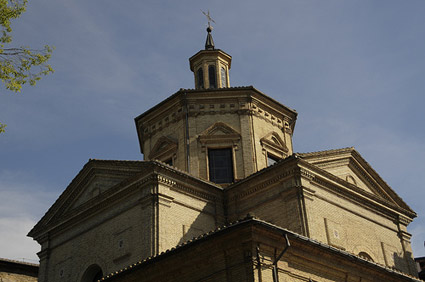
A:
[{"xmin": 28, "ymin": 32, "xmax": 418, "ymax": 281}]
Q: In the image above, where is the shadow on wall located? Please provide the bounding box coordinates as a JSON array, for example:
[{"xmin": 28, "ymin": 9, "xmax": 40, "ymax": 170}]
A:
[
  {"xmin": 416, "ymin": 258, "xmax": 425, "ymax": 281},
  {"xmin": 393, "ymin": 251, "xmax": 415, "ymax": 277},
  {"xmin": 176, "ymin": 201, "xmax": 220, "ymax": 246}
]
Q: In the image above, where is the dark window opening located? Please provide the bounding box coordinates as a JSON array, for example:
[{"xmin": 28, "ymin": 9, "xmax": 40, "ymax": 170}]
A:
[
  {"xmin": 208, "ymin": 65, "xmax": 216, "ymax": 89},
  {"xmin": 267, "ymin": 154, "xmax": 280, "ymax": 167},
  {"xmin": 197, "ymin": 68, "xmax": 204, "ymax": 89},
  {"xmin": 92, "ymin": 270, "xmax": 103, "ymax": 282},
  {"xmin": 208, "ymin": 148, "xmax": 233, "ymax": 183},
  {"xmin": 164, "ymin": 158, "xmax": 173, "ymax": 166},
  {"xmin": 81, "ymin": 264, "xmax": 103, "ymax": 282}
]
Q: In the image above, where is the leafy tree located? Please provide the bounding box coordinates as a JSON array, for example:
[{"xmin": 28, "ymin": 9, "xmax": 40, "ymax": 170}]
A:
[{"xmin": 1, "ymin": 0, "xmax": 53, "ymax": 131}]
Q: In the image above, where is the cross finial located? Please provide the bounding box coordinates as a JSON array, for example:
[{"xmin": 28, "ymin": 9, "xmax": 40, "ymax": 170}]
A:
[{"xmin": 201, "ymin": 10, "xmax": 215, "ymax": 29}]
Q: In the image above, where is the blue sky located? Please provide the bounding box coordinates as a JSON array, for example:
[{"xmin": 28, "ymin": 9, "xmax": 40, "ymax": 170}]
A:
[{"xmin": 1, "ymin": 0, "xmax": 424, "ymax": 262}]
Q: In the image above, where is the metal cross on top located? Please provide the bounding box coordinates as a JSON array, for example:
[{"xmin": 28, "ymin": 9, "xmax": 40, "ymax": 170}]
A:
[{"xmin": 201, "ymin": 10, "xmax": 215, "ymax": 28}]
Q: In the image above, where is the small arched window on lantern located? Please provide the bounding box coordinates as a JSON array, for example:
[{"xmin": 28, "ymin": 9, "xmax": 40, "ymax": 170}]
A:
[
  {"xmin": 197, "ymin": 68, "xmax": 204, "ymax": 89},
  {"xmin": 208, "ymin": 65, "xmax": 217, "ymax": 89},
  {"xmin": 221, "ymin": 67, "xmax": 227, "ymax": 88}
]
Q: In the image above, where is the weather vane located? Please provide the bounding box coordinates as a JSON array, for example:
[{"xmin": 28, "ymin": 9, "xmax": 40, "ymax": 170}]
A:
[{"xmin": 201, "ymin": 10, "xmax": 215, "ymax": 28}]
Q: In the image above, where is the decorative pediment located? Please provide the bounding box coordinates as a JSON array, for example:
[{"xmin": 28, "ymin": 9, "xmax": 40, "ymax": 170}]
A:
[
  {"xmin": 148, "ymin": 136, "xmax": 178, "ymax": 161},
  {"xmin": 260, "ymin": 132, "xmax": 288, "ymax": 157},
  {"xmin": 198, "ymin": 122, "xmax": 240, "ymax": 151},
  {"xmin": 201, "ymin": 122, "xmax": 240, "ymax": 137},
  {"xmin": 28, "ymin": 160, "xmax": 145, "ymax": 239},
  {"xmin": 66, "ymin": 175, "xmax": 123, "ymax": 212},
  {"xmin": 298, "ymin": 148, "xmax": 415, "ymax": 214}
]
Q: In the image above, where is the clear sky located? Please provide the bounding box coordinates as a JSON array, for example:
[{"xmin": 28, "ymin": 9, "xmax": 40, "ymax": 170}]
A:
[{"xmin": 1, "ymin": 0, "xmax": 424, "ymax": 263}]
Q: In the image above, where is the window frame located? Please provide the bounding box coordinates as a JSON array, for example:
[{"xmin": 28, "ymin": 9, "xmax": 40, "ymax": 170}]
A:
[
  {"xmin": 267, "ymin": 153, "xmax": 281, "ymax": 167},
  {"xmin": 220, "ymin": 66, "xmax": 227, "ymax": 88},
  {"xmin": 197, "ymin": 67, "xmax": 204, "ymax": 89},
  {"xmin": 207, "ymin": 147, "xmax": 234, "ymax": 184},
  {"xmin": 208, "ymin": 65, "xmax": 217, "ymax": 89}
]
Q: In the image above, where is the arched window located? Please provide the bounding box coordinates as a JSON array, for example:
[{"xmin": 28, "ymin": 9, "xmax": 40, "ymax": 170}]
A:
[
  {"xmin": 197, "ymin": 68, "xmax": 204, "ymax": 89},
  {"xmin": 358, "ymin": 252, "xmax": 374, "ymax": 262},
  {"xmin": 81, "ymin": 264, "xmax": 103, "ymax": 282},
  {"xmin": 220, "ymin": 67, "xmax": 227, "ymax": 88},
  {"xmin": 208, "ymin": 65, "xmax": 216, "ymax": 89}
]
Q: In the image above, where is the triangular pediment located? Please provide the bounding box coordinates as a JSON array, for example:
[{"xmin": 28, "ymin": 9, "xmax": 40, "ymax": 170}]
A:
[
  {"xmin": 66, "ymin": 175, "xmax": 124, "ymax": 211},
  {"xmin": 148, "ymin": 136, "xmax": 178, "ymax": 160},
  {"xmin": 260, "ymin": 132, "xmax": 289, "ymax": 154},
  {"xmin": 298, "ymin": 148, "xmax": 414, "ymax": 213},
  {"xmin": 28, "ymin": 160, "xmax": 145, "ymax": 238},
  {"xmin": 198, "ymin": 122, "xmax": 240, "ymax": 146},
  {"xmin": 202, "ymin": 122, "xmax": 240, "ymax": 137}
]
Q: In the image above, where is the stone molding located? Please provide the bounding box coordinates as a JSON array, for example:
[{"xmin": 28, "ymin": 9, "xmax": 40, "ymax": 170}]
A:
[
  {"xmin": 227, "ymin": 157, "xmax": 413, "ymax": 226},
  {"xmin": 37, "ymin": 249, "xmax": 50, "ymax": 260},
  {"xmin": 312, "ymin": 158, "xmax": 350, "ymax": 170},
  {"xmin": 198, "ymin": 122, "xmax": 241, "ymax": 152},
  {"xmin": 398, "ymin": 230, "xmax": 412, "ymax": 242},
  {"xmin": 398, "ymin": 215, "xmax": 412, "ymax": 226},
  {"xmin": 172, "ymin": 182, "xmax": 218, "ymax": 201},
  {"xmin": 148, "ymin": 136, "xmax": 178, "ymax": 161},
  {"xmin": 227, "ymin": 167, "xmax": 299, "ymax": 201},
  {"xmin": 251, "ymin": 106, "xmax": 286, "ymax": 130},
  {"xmin": 299, "ymin": 148, "xmax": 415, "ymax": 218},
  {"xmin": 299, "ymin": 160, "xmax": 415, "ymax": 219},
  {"xmin": 348, "ymin": 159, "xmax": 391, "ymax": 201},
  {"xmin": 29, "ymin": 162, "xmax": 146, "ymax": 239},
  {"xmin": 136, "ymin": 87, "xmax": 297, "ymax": 151},
  {"xmin": 260, "ymin": 131, "xmax": 289, "ymax": 159}
]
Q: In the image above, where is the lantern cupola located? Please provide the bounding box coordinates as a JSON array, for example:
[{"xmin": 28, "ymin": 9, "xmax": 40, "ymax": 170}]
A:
[{"xmin": 189, "ymin": 25, "xmax": 232, "ymax": 89}]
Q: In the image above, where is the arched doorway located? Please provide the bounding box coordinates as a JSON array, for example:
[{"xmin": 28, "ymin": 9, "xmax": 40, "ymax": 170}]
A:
[{"xmin": 81, "ymin": 264, "xmax": 103, "ymax": 282}]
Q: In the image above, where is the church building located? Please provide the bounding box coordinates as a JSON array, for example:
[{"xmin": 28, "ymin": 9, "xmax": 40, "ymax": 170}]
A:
[{"xmin": 28, "ymin": 24, "xmax": 421, "ymax": 282}]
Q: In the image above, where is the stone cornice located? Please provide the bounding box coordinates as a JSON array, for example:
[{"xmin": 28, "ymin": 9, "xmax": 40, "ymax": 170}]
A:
[
  {"xmin": 29, "ymin": 160, "xmax": 222, "ymax": 240},
  {"xmin": 57, "ymin": 169, "xmax": 149, "ymax": 221},
  {"xmin": 251, "ymin": 110, "xmax": 286, "ymax": 130},
  {"xmin": 37, "ymin": 249, "xmax": 50, "ymax": 260},
  {"xmin": 398, "ymin": 230, "xmax": 412, "ymax": 242},
  {"xmin": 135, "ymin": 87, "xmax": 298, "ymax": 150},
  {"xmin": 46, "ymin": 175, "xmax": 151, "ymax": 240},
  {"xmin": 172, "ymin": 182, "xmax": 218, "ymax": 201},
  {"xmin": 101, "ymin": 217, "xmax": 421, "ymax": 282},
  {"xmin": 298, "ymin": 148, "xmax": 415, "ymax": 215},
  {"xmin": 226, "ymin": 158, "xmax": 301, "ymax": 202},
  {"xmin": 311, "ymin": 158, "xmax": 350, "ymax": 169},
  {"xmin": 350, "ymin": 150, "xmax": 414, "ymax": 213},
  {"xmin": 135, "ymin": 86, "xmax": 296, "ymax": 122},
  {"xmin": 225, "ymin": 155, "xmax": 415, "ymax": 222},
  {"xmin": 397, "ymin": 215, "xmax": 412, "ymax": 226},
  {"xmin": 348, "ymin": 159, "xmax": 393, "ymax": 202},
  {"xmin": 151, "ymin": 160, "xmax": 223, "ymax": 193},
  {"xmin": 153, "ymin": 171, "xmax": 219, "ymax": 202},
  {"xmin": 234, "ymin": 186, "xmax": 301, "ymax": 215},
  {"xmin": 45, "ymin": 169, "xmax": 219, "ymax": 244}
]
